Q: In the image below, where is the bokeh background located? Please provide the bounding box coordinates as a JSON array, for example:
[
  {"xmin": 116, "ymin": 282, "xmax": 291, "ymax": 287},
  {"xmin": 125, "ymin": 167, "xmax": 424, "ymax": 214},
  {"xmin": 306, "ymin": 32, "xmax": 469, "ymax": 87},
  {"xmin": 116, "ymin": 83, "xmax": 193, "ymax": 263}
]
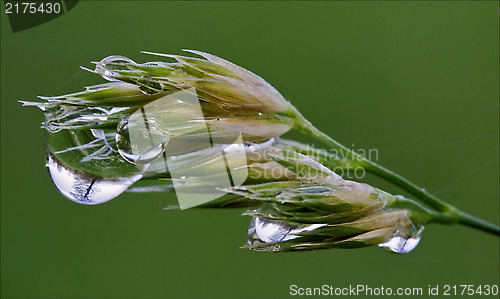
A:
[{"xmin": 1, "ymin": 1, "xmax": 499, "ymax": 298}]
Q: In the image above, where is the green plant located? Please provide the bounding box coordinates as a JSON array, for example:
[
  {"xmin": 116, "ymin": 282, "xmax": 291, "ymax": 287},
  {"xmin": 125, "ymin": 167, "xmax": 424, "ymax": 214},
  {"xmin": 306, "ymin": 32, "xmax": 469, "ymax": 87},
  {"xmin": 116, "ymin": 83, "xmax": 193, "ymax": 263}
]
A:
[{"xmin": 22, "ymin": 50, "xmax": 499, "ymax": 253}]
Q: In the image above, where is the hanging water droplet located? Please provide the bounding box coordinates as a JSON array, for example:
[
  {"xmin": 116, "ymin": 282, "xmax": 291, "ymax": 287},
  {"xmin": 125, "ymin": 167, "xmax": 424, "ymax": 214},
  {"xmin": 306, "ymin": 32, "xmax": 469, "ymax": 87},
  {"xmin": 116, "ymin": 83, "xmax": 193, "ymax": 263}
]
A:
[
  {"xmin": 136, "ymin": 76, "xmax": 164, "ymax": 95},
  {"xmin": 254, "ymin": 217, "xmax": 297, "ymax": 242},
  {"xmin": 47, "ymin": 154, "xmax": 142, "ymax": 205},
  {"xmin": 253, "ymin": 217, "xmax": 325, "ymax": 243},
  {"xmin": 378, "ymin": 227, "xmax": 424, "ymax": 253},
  {"xmin": 116, "ymin": 113, "xmax": 169, "ymax": 165}
]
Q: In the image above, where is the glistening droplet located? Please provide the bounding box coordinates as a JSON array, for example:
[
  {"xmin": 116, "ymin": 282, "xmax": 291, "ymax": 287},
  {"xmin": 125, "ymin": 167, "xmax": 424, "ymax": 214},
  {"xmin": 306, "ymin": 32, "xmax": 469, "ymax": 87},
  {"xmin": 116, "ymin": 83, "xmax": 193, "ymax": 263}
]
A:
[
  {"xmin": 253, "ymin": 217, "xmax": 325, "ymax": 243},
  {"xmin": 136, "ymin": 76, "xmax": 164, "ymax": 95},
  {"xmin": 94, "ymin": 56, "xmax": 136, "ymax": 81},
  {"xmin": 47, "ymin": 154, "xmax": 142, "ymax": 205},
  {"xmin": 378, "ymin": 227, "xmax": 424, "ymax": 253},
  {"xmin": 116, "ymin": 113, "xmax": 169, "ymax": 165}
]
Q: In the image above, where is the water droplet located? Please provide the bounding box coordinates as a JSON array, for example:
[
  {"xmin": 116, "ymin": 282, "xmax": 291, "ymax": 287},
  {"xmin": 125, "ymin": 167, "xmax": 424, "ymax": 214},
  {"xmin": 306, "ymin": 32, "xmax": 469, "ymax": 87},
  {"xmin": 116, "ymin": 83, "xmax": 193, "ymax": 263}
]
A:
[
  {"xmin": 116, "ymin": 114, "xmax": 169, "ymax": 165},
  {"xmin": 94, "ymin": 56, "xmax": 136, "ymax": 81},
  {"xmin": 254, "ymin": 217, "xmax": 297, "ymax": 242},
  {"xmin": 253, "ymin": 217, "xmax": 325, "ymax": 243},
  {"xmin": 136, "ymin": 76, "xmax": 164, "ymax": 95},
  {"xmin": 378, "ymin": 227, "xmax": 424, "ymax": 253},
  {"xmin": 47, "ymin": 154, "xmax": 142, "ymax": 205}
]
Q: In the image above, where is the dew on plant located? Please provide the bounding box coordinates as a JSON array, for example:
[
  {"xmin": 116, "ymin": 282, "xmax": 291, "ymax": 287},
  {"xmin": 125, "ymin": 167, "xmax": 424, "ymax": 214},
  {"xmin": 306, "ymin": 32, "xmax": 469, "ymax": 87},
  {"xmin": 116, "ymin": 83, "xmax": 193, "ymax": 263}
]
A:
[
  {"xmin": 47, "ymin": 154, "xmax": 142, "ymax": 205},
  {"xmin": 21, "ymin": 49, "xmax": 499, "ymax": 254},
  {"xmin": 379, "ymin": 227, "xmax": 424, "ymax": 253}
]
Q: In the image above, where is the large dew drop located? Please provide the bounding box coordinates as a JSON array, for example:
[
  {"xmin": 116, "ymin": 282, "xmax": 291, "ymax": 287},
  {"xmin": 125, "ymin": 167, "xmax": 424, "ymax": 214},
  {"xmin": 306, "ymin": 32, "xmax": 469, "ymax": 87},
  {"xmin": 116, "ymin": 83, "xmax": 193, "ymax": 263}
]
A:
[
  {"xmin": 47, "ymin": 154, "xmax": 142, "ymax": 205},
  {"xmin": 116, "ymin": 114, "xmax": 169, "ymax": 165},
  {"xmin": 94, "ymin": 56, "xmax": 136, "ymax": 81},
  {"xmin": 378, "ymin": 227, "xmax": 424, "ymax": 253},
  {"xmin": 253, "ymin": 217, "xmax": 325, "ymax": 243}
]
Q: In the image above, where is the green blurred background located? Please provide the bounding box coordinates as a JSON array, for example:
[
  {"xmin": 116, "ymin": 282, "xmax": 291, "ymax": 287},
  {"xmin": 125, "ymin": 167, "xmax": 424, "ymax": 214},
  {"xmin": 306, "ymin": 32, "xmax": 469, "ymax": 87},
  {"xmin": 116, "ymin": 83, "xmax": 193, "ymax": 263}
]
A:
[{"xmin": 1, "ymin": 1, "xmax": 499, "ymax": 298}]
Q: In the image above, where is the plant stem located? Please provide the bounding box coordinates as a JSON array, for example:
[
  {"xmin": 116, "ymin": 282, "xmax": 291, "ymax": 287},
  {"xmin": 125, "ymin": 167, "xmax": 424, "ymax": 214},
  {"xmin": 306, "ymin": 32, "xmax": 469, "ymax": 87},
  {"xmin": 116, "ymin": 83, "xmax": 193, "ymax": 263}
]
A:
[
  {"xmin": 456, "ymin": 212, "xmax": 500, "ymax": 236},
  {"xmin": 289, "ymin": 107, "xmax": 500, "ymax": 236}
]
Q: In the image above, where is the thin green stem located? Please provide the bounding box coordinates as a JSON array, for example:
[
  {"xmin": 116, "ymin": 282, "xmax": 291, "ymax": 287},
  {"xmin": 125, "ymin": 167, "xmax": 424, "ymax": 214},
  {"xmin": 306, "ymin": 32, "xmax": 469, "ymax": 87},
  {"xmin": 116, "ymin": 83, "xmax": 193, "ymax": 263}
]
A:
[
  {"xmin": 361, "ymin": 160, "xmax": 453, "ymax": 213},
  {"xmin": 387, "ymin": 195, "xmax": 454, "ymax": 225},
  {"xmin": 289, "ymin": 107, "xmax": 499, "ymax": 236},
  {"xmin": 457, "ymin": 212, "xmax": 500, "ymax": 236}
]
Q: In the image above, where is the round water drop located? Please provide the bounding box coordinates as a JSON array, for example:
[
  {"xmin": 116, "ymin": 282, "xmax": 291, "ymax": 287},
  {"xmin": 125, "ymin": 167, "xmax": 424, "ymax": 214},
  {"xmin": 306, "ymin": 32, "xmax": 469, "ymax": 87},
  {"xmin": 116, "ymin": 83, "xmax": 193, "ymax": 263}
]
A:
[
  {"xmin": 136, "ymin": 76, "xmax": 165, "ymax": 95},
  {"xmin": 253, "ymin": 217, "xmax": 325, "ymax": 243},
  {"xmin": 94, "ymin": 56, "xmax": 136, "ymax": 81},
  {"xmin": 379, "ymin": 227, "xmax": 424, "ymax": 253},
  {"xmin": 47, "ymin": 154, "xmax": 142, "ymax": 205},
  {"xmin": 254, "ymin": 217, "xmax": 296, "ymax": 243},
  {"xmin": 116, "ymin": 115, "xmax": 169, "ymax": 165}
]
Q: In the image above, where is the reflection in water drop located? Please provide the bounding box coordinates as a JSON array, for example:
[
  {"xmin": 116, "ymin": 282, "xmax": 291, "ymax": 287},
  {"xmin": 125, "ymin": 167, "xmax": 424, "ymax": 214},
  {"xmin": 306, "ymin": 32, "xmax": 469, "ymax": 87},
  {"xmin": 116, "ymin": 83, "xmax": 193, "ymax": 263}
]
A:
[
  {"xmin": 94, "ymin": 56, "xmax": 136, "ymax": 81},
  {"xmin": 378, "ymin": 227, "xmax": 424, "ymax": 253},
  {"xmin": 136, "ymin": 76, "xmax": 165, "ymax": 95},
  {"xmin": 245, "ymin": 214, "xmax": 425, "ymax": 253},
  {"xmin": 116, "ymin": 113, "xmax": 169, "ymax": 165},
  {"xmin": 253, "ymin": 217, "xmax": 325, "ymax": 243},
  {"xmin": 47, "ymin": 154, "xmax": 142, "ymax": 205},
  {"xmin": 254, "ymin": 217, "xmax": 295, "ymax": 242}
]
